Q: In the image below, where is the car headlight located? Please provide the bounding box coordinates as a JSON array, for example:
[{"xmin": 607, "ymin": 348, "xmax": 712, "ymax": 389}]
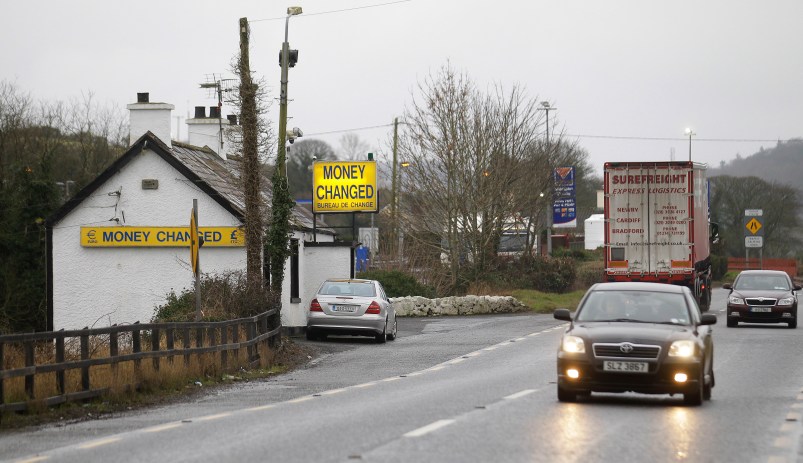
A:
[
  {"xmin": 669, "ymin": 340, "xmax": 695, "ymax": 357},
  {"xmin": 562, "ymin": 335, "xmax": 585, "ymax": 354},
  {"xmin": 728, "ymin": 295, "xmax": 745, "ymax": 305},
  {"xmin": 779, "ymin": 297, "xmax": 795, "ymax": 306}
]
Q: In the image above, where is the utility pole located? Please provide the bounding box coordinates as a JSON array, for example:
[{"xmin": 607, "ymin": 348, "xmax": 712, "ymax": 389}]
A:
[
  {"xmin": 391, "ymin": 117, "xmax": 399, "ymax": 243},
  {"xmin": 238, "ymin": 17, "xmax": 263, "ymax": 291},
  {"xmin": 538, "ymin": 102, "xmax": 557, "ymax": 256}
]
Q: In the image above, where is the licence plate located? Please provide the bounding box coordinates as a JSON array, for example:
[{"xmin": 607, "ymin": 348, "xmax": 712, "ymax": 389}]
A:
[
  {"xmin": 331, "ymin": 305, "xmax": 357, "ymax": 313},
  {"xmin": 603, "ymin": 361, "xmax": 648, "ymax": 373},
  {"xmin": 750, "ymin": 307, "xmax": 772, "ymax": 312}
]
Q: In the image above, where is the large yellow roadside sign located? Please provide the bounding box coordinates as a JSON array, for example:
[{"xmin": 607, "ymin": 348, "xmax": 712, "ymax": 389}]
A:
[
  {"xmin": 80, "ymin": 226, "xmax": 245, "ymax": 247},
  {"xmin": 312, "ymin": 161, "xmax": 378, "ymax": 213}
]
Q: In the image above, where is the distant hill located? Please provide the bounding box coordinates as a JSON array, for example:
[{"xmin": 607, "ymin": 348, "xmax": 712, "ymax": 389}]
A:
[{"xmin": 710, "ymin": 139, "xmax": 803, "ymax": 186}]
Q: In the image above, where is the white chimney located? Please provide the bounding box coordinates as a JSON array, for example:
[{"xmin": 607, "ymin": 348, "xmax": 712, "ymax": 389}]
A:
[
  {"xmin": 187, "ymin": 106, "xmax": 233, "ymax": 159},
  {"xmin": 127, "ymin": 93, "xmax": 174, "ymax": 148}
]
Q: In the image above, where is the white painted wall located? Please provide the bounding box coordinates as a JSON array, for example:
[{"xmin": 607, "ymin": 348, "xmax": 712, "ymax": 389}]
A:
[
  {"xmin": 292, "ymin": 243, "xmax": 352, "ymax": 327},
  {"xmin": 52, "ymin": 148, "xmax": 244, "ymax": 329},
  {"xmin": 584, "ymin": 214, "xmax": 605, "ymax": 250},
  {"xmin": 128, "ymin": 102, "xmax": 173, "ymax": 148}
]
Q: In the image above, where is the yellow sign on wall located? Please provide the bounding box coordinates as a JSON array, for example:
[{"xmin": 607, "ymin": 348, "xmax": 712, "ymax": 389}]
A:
[
  {"xmin": 312, "ymin": 161, "xmax": 377, "ymax": 213},
  {"xmin": 80, "ymin": 226, "xmax": 245, "ymax": 247}
]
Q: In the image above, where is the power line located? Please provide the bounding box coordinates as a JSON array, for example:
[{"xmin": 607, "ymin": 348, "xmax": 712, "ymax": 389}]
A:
[
  {"xmin": 564, "ymin": 133, "xmax": 797, "ymax": 143},
  {"xmin": 306, "ymin": 123, "xmax": 395, "ymax": 137},
  {"xmin": 249, "ymin": 0, "xmax": 412, "ymax": 23}
]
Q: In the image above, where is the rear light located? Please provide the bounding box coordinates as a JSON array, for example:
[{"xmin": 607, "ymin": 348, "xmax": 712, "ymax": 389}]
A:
[
  {"xmin": 310, "ymin": 299, "xmax": 323, "ymax": 312},
  {"xmin": 365, "ymin": 301, "xmax": 381, "ymax": 314}
]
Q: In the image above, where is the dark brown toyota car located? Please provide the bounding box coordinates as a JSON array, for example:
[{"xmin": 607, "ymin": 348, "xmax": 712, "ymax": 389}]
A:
[
  {"xmin": 723, "ymin": 270, "xmax": 801, "ymax": 328},
  {"xmin": 554, "ymin": 282, "xmax": 716, "ymax": 406}
]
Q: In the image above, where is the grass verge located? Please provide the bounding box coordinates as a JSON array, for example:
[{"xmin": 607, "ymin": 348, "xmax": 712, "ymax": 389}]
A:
[{"xmin": 511, "ymin": 289, "xmax": 586, "ymax": 314}]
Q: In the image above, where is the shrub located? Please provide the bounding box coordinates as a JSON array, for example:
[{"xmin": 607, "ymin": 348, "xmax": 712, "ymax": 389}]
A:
[
  {"xmin": 356, "ymin": 269, "xmax": 436, "ymax": 298},
  {"xmin": 152, "ymin": 271, "xmax": 276, "ymax": 322},
  {"xmin": 575, "ymin": 260, "xmax": 604, "ymax": 289},
  {"xmin": 710, "ymin": 254, "xmax": 729, "ymax": 280}
]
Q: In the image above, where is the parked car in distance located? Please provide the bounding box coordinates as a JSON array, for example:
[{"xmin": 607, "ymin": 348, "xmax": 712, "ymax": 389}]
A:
[
  {"xmin": 306, "ymin": 279, "xmax": 397, "ymax": 343},
  {"xmin": 723, "ymin": 270, "xmax": 801, "ymax": 328},
  {"xmin": 553, "ymin": 282, "xmax": 717, "ymax": 406}
]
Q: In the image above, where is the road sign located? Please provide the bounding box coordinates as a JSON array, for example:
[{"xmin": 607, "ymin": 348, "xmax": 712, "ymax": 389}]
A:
[
  {"xmin": 744, "ymin": 209, "xmax": 763, "ymax": 217},
  {"xmin": 743, "ymin": 216, "xmax": 764, "ymax": 236},
  {"xmin": 745, "ymin": 236, "xmax": 763, "ymax": 248}
]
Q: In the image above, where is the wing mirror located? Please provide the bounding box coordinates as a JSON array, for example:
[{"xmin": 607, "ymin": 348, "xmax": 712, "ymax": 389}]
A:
[{"xmin": 553, "ymin": 308, "xmax": 572, "ymax": 321}]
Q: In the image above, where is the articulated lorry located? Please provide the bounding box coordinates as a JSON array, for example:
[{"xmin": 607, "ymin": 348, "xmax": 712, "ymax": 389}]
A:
[{"xmin": 603, "ymin": 161, "xmax": 716, "ymax": 310}]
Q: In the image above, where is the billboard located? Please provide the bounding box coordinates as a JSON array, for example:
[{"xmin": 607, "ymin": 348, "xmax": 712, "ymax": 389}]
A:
[
  {"xmin": 80, "ymin": 226, "xmax": 245, "ymax": 247},
  {"xmin": 552, "ymin": 166, "xmax": 577, "ymax": 228},
  {"xmin": 312, "ymin": 161, "xmax": 378, "ymax": 213}
]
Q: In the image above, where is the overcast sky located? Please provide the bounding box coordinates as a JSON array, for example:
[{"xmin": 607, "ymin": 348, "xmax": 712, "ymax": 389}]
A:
[{"xmin": 1, "ymin": 0, "xmax": 801, "ymax": 176}]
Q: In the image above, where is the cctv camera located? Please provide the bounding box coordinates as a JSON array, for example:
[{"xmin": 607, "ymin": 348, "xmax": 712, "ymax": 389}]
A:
[
  {"xmin": 312, "ymin": 155, "xmax": 317, "ymax": 161},
  {"xmin": 292, "ymin": 127, "xmax": 303, "ymax": 137}
]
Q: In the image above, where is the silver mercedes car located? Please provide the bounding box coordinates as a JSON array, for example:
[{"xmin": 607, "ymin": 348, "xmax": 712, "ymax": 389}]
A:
[{"xmin": 306, "ymin": 279, "xmax": 397, "ymax": 343}]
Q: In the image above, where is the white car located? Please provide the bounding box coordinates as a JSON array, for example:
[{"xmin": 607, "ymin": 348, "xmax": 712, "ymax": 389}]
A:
[{"xmin": 306, "ymin": 279, "xmax": 397, "ymax": 343}]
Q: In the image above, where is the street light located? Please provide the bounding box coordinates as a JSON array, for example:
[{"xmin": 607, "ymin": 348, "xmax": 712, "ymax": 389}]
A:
[
  {"xmin": 538, "ymin": 101, "xmax": 557, "ymax": 256},
  {"xmin": 277, "ymin": 6, "xmax": 303, "ymax": 180},
  {"xmin": 685, "ymin": 128, "xmax": 695, "ymax": 161}
]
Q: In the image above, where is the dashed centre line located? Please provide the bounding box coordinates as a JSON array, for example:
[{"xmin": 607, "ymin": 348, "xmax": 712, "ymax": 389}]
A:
[{"xmin": 404, "ymin": 419, "xmax": 456, "ymax": 438}]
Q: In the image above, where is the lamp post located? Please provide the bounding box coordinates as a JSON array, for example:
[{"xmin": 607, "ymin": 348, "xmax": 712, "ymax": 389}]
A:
[
  {"xmin": 277, "ymin": 6, "xmax": 303, "ymax": 181},
  {"xmin": 538, "ymin": 101, "xmax": 557, "ymax": 256},
  {"xmin": 685, "ymin": 128, "xmax": 695, "ymax": 162}
]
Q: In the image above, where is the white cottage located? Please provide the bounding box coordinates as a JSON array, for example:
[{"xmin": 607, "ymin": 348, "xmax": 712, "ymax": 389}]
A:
[{"xmin": 46, "ymin": 93, "xmax": 351, "ymax": 333}]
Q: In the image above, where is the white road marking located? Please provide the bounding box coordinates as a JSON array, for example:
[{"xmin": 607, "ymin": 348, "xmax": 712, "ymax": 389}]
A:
[
  {"xmin": 78, "ymin": 437, "xmax": 121, "ymax": 450},
  {"xmin": 287, "ymin": 396, "xmax": 314, "ymax": 404},
  {"xmin": 504, "ymin": 389, "xmax": 536, "ymax": 400},
  {"xmin": 195, "ymin": 412, "xmax": 232, "ymax": 422},
  {"xmin": 14, "ymin": 457, "xmax": 48, "ymax": 463},
  {"xmin": 404, "ymin": 419, "xmax": 456, "ymax": 438},
  {"xmin": 353, "ymin": 382, "xmax": 377, "ymax": 389},
  {"xmin": 144, "ymin": 422, "xmax": 183, "ymax": 433},
  {"xmin": 245, "ymin": 404, "xmax": 276, "ymax": 411}
]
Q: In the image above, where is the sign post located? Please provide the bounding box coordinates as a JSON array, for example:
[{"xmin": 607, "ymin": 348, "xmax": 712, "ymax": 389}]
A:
[
  {"xmin": 191, "ymin": 199, "xmax": 201, "ymax": 321},
  {"xmin": 744, "ymin": 209, "xmax": 764, "ymax": 269}
]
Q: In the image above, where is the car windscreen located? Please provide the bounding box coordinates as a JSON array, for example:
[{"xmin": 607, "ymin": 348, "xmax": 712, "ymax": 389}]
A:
[
  {"xmin": 576, "ymin": 290, "xmax": 691, "ymax": 325},
  {"xmin": 319, "ymin": 282, "xmax": 376, "ymax": 297},
  {"xmin": 733, "ymin": 274, "xmax": 790, "ymax": 291}
]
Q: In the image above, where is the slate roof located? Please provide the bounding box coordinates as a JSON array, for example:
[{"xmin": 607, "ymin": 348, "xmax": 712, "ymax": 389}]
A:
[{"xmin": 47, "ymin": 131, "xmax": 333, "ymax": 234}]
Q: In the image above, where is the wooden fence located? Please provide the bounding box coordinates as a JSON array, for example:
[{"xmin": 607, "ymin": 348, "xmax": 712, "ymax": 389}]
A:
[
  {"xmin": 727, "ymin": 257, "xmax": 798, "ymax": 277},
  {"xmin": 0, "ymin": 309, "xmax": 280, "ymax": 413}
]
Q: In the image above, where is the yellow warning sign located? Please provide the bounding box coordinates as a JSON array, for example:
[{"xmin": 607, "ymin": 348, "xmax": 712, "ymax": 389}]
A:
[{"xmin": 745, "ymin": 218, "xmax": 762, "ymax": 235}]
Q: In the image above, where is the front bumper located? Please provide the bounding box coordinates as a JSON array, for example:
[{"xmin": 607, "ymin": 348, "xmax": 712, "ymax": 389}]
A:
[
  {"xmin": 727, "ymin": 304, "xmax": 796, "ymax": 324},
  {"xmin": 557, "ymin": 354, "xmax": 703, "ymax": 395}
]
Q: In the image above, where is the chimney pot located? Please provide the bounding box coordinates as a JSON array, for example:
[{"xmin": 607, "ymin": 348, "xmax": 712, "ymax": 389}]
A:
[
  {"xmin": 227, "ymin": 114, "xmax": 238, "ymax": 125},
  {"xmin": 194, "ymin": 106, "xmax": 206, "ymax": 118},
  {"xmin": 137, "ymin": 92, "xmax": 149, "ymax": 103},
  {"xmin": 209, "ymin": 106, "xmax": 221, "ymax": 119}
]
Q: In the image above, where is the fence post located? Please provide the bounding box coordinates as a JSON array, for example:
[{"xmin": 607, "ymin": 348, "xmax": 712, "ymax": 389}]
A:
[
  {"xmin": 24, "ymin": 341, "xmax": 35, "ymax": 399},
  {"xmin": 151, "ymin": 327, "xmax": 160, "ymax": 372},
  {"xmin": 109, "ymin": 327, "xmax": 119, "ymax": 377},
  {"xmin": 184, "ymin": 327, "xmax": 191, "ymax": 367},
  {"xmin": 56, "ymin": 331, "xmax": 65, "ymax": 395},
  {"xmin": 166, "ymin": 328, "xmax": 174, "ymax": 366},
  {"xmin": 80, "ymin": 330, "xmax": 90, "ymax": 393},
  {"xmin": 232, "ymin": 322, "xmax": 240, "ymax": 365},
  {"xmin": 221, "ymin": 325, "xmax": 228, "ymax": 371},
  {"xmin": 132, "ymin": 323, "xmax": 142, "ymax": 379},
  {"xmin": 0, "ymin": 341, "xmax": 4, "ymax": 405}
]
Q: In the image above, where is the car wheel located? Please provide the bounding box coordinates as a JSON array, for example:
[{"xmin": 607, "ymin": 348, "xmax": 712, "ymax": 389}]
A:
[
  {"xmin": 789, "ymin": 319, "xmax": 797, "ymax": 329},
  {"xmin": 557, "ymin": 384, "xmax": 577, "ymax": 403},
  {"xmin": 305, "ymin": 329, "xmax": 315, "ymax": 341},
  {"xmin": 684, "ymin": 371, "xmax": 704, "ymax": 406},
  {"xmin": 387, "ymin": 319, "xmax": 397, "ymax": 341},
  {"xmin": 727, "ymin": 318, "xmax": 737, "ymax": 328},
  {"xmin": 375, "ymin": 321, "xmax": 387, "ymax": 344}
]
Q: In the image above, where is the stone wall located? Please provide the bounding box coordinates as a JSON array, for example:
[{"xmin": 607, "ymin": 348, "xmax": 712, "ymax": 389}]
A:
[{"xmin": 391, "ymin": 295, "xmax": 529, "ymax": 317}]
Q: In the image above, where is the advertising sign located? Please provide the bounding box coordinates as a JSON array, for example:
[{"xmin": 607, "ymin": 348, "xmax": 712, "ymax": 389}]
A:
[
  {"xmin": 552, "ymin": 166, "xmax": 577, "ymax": 228},
  {"xmin": 312, "ymin": 161, "xmax": 378, "ymax": 213},
  {"xmin": 80, "ymin": 226, "xmax": 245, "ymax": 247}
]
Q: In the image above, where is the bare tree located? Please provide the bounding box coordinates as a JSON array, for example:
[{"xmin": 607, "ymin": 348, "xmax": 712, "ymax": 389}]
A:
[
  {"xmin": 338, "ymin": 133, "xmax": 371, "ymax": 160},
  {"xmin": 710, "ymin": 175, "xmax": 802, "ymax": 257},
  {"xmin": 397, "ymin": 65, "xmax": 551, "ymax": 288}
]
